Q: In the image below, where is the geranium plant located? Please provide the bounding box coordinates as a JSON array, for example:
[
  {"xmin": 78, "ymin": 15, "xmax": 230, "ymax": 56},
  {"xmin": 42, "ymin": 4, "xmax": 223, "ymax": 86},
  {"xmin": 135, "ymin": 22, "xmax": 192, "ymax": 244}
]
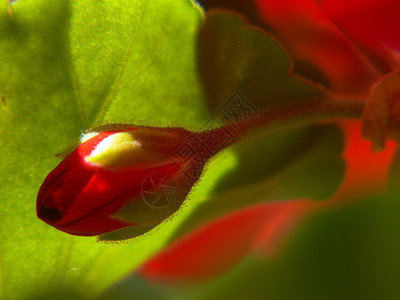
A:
[{"xmin": 1, "ymin": 0, "xmax": 399, "ymax": 299}]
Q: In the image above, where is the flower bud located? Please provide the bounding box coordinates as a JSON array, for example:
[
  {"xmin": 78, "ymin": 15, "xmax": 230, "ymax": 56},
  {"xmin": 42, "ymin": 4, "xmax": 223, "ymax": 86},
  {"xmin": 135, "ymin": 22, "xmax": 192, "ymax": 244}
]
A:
[{"xmin": 37, "ymin": 125, "xmax": 213, "ymax": 239}]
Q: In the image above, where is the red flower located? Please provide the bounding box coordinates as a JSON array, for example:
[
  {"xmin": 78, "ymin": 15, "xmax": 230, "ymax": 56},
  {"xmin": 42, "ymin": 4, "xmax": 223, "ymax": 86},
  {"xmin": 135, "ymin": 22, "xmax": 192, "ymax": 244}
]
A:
[
  {"xmin": 254, "ymin": 0, "xmax": 400, "ymax": 93},
  {"xmin": 37, "ymin": 125, "xmax": 203, "ymax": 237}
]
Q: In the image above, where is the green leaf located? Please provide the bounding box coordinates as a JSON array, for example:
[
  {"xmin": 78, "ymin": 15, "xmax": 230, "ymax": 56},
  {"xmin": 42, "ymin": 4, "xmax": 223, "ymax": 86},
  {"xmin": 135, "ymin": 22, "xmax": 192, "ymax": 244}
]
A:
[
  {"xmin": 69, "ymin": 0, "xmax": 207, "ymax": 126},
  {"xmin": 0, "ymin": 0, "xmax": 218, "ymax": 299},
  {"xmin": 197, "ymin": 12, "xmax": 324, "ymax": 113}
]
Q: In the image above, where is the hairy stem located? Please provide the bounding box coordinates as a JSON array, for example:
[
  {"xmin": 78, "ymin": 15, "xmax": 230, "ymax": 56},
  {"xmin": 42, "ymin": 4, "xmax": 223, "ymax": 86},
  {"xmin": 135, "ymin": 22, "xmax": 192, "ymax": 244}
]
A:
[{"xmin": 204, "ymin": 99, "xmax": 365, "ymax": 152}]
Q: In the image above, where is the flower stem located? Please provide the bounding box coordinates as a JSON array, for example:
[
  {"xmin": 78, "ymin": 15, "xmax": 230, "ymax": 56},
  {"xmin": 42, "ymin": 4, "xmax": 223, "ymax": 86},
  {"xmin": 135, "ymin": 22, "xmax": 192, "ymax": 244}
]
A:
[{"xmin": 204, "ymin": 99, "xmax": 365, "ymax": 153}]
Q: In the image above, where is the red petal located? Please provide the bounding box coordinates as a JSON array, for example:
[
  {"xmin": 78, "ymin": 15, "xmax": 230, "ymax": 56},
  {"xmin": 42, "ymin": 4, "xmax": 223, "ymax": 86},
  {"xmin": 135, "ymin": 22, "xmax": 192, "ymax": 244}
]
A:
[
  {"xmin": 57, "ymin": 162, "xmax": 179, "ymax": 235},
  {"xmin": 254, "ymin": 0, "xmax": 379, "ymax": 93},
  {"xmin": 252, "ymin": 200, "xmax": 312, "ymax": 255},
  {"xmin": 139, "ymin": 200, "xmax": 312, "ymax": 282},
  {"xmin": 320, "ymin": 0, "xmax": 400, "ymax": 59},
  {"xmin": 335, "ymin": 121, "xmax": 397, "ymax": 198}
]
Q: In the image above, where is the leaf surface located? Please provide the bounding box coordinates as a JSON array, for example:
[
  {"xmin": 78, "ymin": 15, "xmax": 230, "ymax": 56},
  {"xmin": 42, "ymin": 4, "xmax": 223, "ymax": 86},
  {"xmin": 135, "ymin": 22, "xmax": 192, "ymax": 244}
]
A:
[{"xmin": 0, "ymin": 1, "xmax": 210, "ymax": 298}]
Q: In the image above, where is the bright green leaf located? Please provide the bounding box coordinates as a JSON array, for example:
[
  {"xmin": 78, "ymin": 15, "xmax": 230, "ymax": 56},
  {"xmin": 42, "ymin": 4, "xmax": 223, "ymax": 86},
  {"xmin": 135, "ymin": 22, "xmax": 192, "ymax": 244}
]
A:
[
  {"xmin": 69, "ymin": 0, "xmax": 207, "ymax": 126},
  {"xmin": 0, "ymin": 0, "xmax": 217, "ymax": 299}
]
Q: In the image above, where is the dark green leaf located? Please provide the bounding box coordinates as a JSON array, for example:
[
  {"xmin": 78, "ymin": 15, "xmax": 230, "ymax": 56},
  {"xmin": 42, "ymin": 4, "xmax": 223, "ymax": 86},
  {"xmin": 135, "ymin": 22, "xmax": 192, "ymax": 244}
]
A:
[
  {"xmin": 197, "ymin": 12, "xmax": 324, "ymax": 113},
  {"xmin": 171, "ymin": 123, "xmax": 344, "ymax": 239},
  {"xmin": 169, "ymin": 12, "xmax": 343, "ymax": 242}
]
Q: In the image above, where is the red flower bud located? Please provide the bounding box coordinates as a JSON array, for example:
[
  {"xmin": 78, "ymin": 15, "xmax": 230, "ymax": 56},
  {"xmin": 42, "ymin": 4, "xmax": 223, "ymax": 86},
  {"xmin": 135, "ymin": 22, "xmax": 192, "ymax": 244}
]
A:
[{"xmin": 37, "ymin": 125, "xmax": 214, "ymax": 239}]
